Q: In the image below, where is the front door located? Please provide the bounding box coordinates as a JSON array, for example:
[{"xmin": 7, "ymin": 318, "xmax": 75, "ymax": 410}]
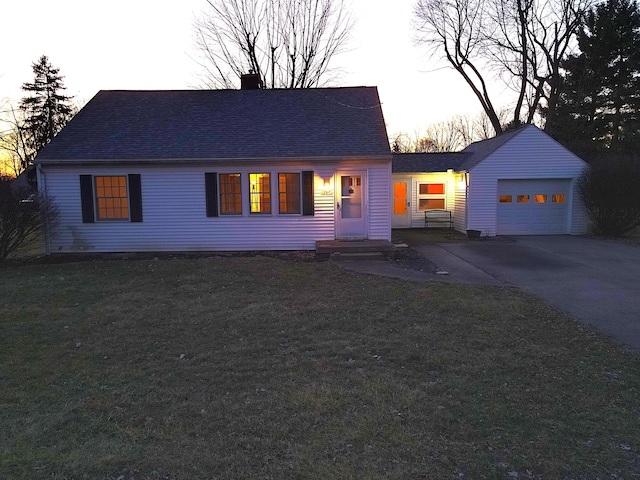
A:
[
  {"xmin": 335, "ymin": 172, "xmax": 367, "ymax": 239},
  {"xmin": 392, "ymin": 179, "xmax": 411, "ymax": 228}
]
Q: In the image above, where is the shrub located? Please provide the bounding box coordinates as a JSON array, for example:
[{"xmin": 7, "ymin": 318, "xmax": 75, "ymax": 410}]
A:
[
  {"xmin": 578, "ymin": 158, "xmax": 640, "ymax": 236},
  {"xmin": 0, "ymin": 175, "xmax": 58, "ymax": 260}
]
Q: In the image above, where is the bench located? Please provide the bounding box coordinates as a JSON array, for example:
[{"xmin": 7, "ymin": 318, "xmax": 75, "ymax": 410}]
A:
[{"xmin": 424, "ymin": 209, "xmax": 453, "ymax": 230}]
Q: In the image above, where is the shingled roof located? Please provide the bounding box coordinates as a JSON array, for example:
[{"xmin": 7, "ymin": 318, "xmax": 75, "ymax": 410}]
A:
[
  {"xmin": 392, "ymin": 152, "xmax": 471, "ymax": 173},
  {"xmin": 459, "ymin": 125, "xmax": 530, "ymax": 170},
  {"xmin": 36, "ymin": 87, "xmax": 390, "ymax": 163},
  {"xmin": 392, "ymin": 125, "xmax": 536, "ymax": 173}
]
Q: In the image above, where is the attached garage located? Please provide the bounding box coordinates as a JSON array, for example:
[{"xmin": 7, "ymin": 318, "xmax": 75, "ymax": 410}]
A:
[
  {"xmin": 392, "ymin": 125, "xmax": 589, "ymax": 237},
  {"xmin": 497, "ymin": 179, "xmax": 571, "ymax": 235}
]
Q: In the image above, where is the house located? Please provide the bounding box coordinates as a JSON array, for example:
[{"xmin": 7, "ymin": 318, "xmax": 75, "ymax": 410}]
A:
[
  {"xmin": 392, "ymin": 124, "xmax": 589, "ymax": 236},
  {"xmin": 34, "ymin": 85, "xmax": 392, "ymax": 253}
]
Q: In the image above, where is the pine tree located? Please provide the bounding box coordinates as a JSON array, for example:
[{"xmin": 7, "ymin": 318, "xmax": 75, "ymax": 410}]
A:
[
  {"xmin": 19, "ymin": 55, "xmax": 74, "ymax": 170},
  {"xmin": 548, "ymin": 0, "xmax": 640, "ymax": 159}
]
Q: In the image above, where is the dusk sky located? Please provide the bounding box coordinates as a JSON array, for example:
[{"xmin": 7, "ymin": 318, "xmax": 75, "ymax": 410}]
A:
[{"xmin": 1, "ymin": 0, "xmax": 508, "ymax": 137}]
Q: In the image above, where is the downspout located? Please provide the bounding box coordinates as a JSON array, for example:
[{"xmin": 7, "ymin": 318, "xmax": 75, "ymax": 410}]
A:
[
  {"xmin": 464, "ymin": 171, "xmax": 469, "ymax": 232},
  {"xmin": 36, "ymin": 164, "xmax": 51, "ymax": 255}
]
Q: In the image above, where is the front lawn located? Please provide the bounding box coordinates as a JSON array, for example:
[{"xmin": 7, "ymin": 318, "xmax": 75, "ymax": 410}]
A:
[{"xmin": 1, "ymin": 256, "xmax": 639, "ymax": 479}]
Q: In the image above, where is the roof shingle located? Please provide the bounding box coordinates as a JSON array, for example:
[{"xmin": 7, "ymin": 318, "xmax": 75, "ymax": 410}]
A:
[
  {"xmin": 36, "ymin": 88, "xmax": 390, "ymax": 162},
  {"xmin": 392, "ymin": 152, "xmax": 471, "ymax": 173}
]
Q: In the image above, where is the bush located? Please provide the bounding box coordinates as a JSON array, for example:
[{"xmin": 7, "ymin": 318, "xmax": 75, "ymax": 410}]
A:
[
  {"xmin": 0, "ymin": 175, "xmax": 58, "ymax": 260},
  {"xmin": 578, "ymin": 158, "xmax": 640, "ymax": 236}
]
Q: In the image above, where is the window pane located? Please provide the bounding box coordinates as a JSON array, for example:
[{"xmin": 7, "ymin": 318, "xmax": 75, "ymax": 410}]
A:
[
  {"xmin": 534, "ymin": 194, "xmax": 547, "ymax": 203},
  {"xmin": 419, "ymin": 183, "xmax": 445, "ymax": 195},
  {"xmin": 341, "ymin": 198, "xmax": 362, "ymax": 218},
  {"xmin": 95, "ymin": 176, "xmax": 129, "ymax": 220},
  {"xmin": 249, "ymin": 173, "xmax": 271, "ymax": 214},
  {"xmin": 552, "ymin": 194, "xmax": 566, "ymax": 203},
  {"xmin": 499, "ymin": 195, "xmax": 512, "ymax": 203},
  {"xmin": 279, "ymin": 173, "xmax": 301, "ymax": 214},
  {"xmin": 517, "ymin": 195, "xmax": 530, "ymax": 203},
  {"xmin": 419, "ymin": 198, "xmax": 445, "ymax": 210},
  {"xmin": 220, "ymin": 173, "xmax": 242, "ymax": 214}
]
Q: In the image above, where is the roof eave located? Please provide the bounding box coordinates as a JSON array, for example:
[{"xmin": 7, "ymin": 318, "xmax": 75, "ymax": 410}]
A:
[{"xmin": 35, "ymin": 154, "xmax": 393, "ymax": 166}]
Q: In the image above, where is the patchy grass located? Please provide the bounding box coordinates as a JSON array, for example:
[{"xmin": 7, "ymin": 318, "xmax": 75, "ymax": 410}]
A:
[
  {"xmin": 1, "ymin": 256, "xmax": 639, "ymax": 479},
  {"xmin": 393, "ymin": 228, "xmax": 468, "ymax": 246}
]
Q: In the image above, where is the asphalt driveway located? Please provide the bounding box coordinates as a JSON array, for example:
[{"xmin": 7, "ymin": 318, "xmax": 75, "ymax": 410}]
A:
[{"xmin": 414, "ymin": 236, "xmax": 640, "ymax": 352}]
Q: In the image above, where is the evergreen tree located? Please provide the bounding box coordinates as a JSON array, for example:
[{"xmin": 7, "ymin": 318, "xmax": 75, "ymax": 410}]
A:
[
  {"xmin": 548, "ymin": 0, "xmax": 640, "ymax": 159},
  {"xmin": 19, "ymin": 55, "xmax": 74, "ymax": 170}
]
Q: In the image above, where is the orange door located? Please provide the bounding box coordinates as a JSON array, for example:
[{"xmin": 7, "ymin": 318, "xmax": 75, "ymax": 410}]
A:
[{"xmin": 392, "ymin": 180, "xmax": 411, "ymax": 228}]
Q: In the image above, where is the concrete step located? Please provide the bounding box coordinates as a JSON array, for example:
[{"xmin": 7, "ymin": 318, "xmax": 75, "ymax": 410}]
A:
[
  {"xmin": 316, "ymin": 239, "xmax": 395, "ymax": 260},
  {"xmin": 329, "ymin": 251, "xmax": 385, "ymax": 261}
]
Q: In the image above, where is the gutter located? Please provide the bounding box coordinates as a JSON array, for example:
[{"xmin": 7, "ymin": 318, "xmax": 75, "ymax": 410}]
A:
[{"xmin": 34, "ymin": 155, "xmax": 394, "ymax": 167}]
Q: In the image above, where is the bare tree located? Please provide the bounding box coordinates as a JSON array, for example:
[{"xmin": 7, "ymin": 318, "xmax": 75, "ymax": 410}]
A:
[
  {"xmin": 390, "ymin": 111, "xmax": 507, "ymax": 154},
  {"xmin": 413, "ymin": 0, "xmax": 593, "ymax": 134},
  {"xmin": 0, "ymin": 175, "xmax": 58, "ymax": 260},
  {"xmin": 0, "ymin": 105, "xmax": 32, "ymax": 177},
  {"xmin": 425, "ymin": 117, "xmax": 471, "ymax": 151},
  {"xmin": 194, "ymin": 0, "xmax": 353, "ymax": 89}
]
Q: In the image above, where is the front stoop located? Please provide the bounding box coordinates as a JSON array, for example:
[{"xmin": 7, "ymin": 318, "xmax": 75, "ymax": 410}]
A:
[{"xmin": 315, "ymin": 240, "xmax": 395, "ymax": 261}]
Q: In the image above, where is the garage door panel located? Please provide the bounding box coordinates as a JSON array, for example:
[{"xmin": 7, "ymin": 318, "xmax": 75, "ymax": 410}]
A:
[{"xmin": 498, "ymin": 179, "xmax": 570, "ymax": 235}]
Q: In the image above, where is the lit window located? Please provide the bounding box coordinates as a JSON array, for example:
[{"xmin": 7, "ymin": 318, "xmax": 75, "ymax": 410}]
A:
[
  {"xmin": 279, "ymin": 173, "xmax": 301, "ymax": 214},
  {"xmin": 534, "ymin": 194, "xmax": 547, "ymax": 203},
  {"xmin": 220, "ymin": 174, "xmax": 242, "ymax": 215},
  {"xmin": 419, "ymin": 198, "xmax": 445, "ymax": 210},
  {"xmin": 552, "ymin": 194, "xmax": 566, "ymax": 203},
  {"xmin": 95, "ymin": 176, "xmax": 129, "ymax": 220},
  {"xmin": 418, "ymin": 183, "xmax": 446, "ymax": 210},
  {"xmin": 517, "ymin": 195, "xmax": 530, "ymax": 203},
  {"xmin": 419, "ymin": 183, "xmax": 445, "ymax": 195},
  {"xmin": 499, "ymin": 195, "xmax": 512, "ymax": 203},
  {"xmin": 249, "ymin": 173, "xmax": 271, "ymax": 214}
]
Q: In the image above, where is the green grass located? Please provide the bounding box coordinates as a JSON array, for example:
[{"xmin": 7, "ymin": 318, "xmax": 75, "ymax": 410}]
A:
[{"xmin": 1, "ymin": 256, "xmax": 639, "ymax": 479}]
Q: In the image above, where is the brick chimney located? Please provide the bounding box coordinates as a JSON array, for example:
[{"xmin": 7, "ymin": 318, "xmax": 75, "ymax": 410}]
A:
[{"xmin": 240, "ymin": 73, "xmax": 263, "ymax": 90}]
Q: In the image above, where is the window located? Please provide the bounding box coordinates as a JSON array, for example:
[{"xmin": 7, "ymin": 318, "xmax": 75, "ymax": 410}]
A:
[
  {"xmin": 249, "ymin": 173, "xmax": 271, "ymax": 214},
  {"xmin": 534, "ymin": 194, "xmax": 547, "ymax": 203},
  {"xmin": 552, "ymin": 194, "xmax": 566, "ymax": 203},
  {"xmin": 80, "ymin": 174, "xmax": 142, "ymax": 223},
  {"xmin": 419, "ymin": 198, "xmax": 445, "ymax": 210},
  {"xmin": 419, "ymin": 183, "xmax": 445, "ymax": 195},
  {"xmin": 220, "ymin": 173, "xmax": 242, "ymax": 215},
  {"xmin": 204, "ymin": 171, "xmax": 313, "ymax": 218},
  {"xmin": 499, "ymin": 195, "xmax": 513, "ymax": 203},
  {"xmin": 279, "ymin": 173, "xmax": 301, "ymax": 214},
  {"xmin": 517, "ymin": 195, "xmax": 530, "ymax": 203},
  {"xmin": 95, "ymin": 176, "xmax": 129, "ymax": 220},
  {"xmin": 418, "ymin": 182, "xmax": 445, "ymax": 210}
]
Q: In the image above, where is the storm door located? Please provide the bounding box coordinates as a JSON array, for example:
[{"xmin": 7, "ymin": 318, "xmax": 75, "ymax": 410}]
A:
[{"xmin": 335, "ymin": 172, "xmax": 367, "ymax": 239}]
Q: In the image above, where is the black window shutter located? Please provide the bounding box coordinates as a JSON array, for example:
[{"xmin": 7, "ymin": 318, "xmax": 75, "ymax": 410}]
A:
[
  {"xmin": 205, "ymin": 172, "xmax": 218, "ymax": 217},
  {"xmin": 302, "ymin": 170, "xmax": 314, "ymax": 216},
  {"xmin": 128, "ymin": 174, "xmax": 143, "ymax": 222},
  {"xmin": 79, "ymin": 175, "xmax": 95, "ymax": 223}
]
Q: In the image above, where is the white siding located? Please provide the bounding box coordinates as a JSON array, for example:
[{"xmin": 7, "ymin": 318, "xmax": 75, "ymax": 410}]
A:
[
  {"xmin": 391, "ymin": 172, "xmax": 457, "ymax": 229},
  {"xmin": 468, "ymin": 126, "xmax": 588, "ymax": 236},
  {"xmin": 41, "ymin": 159, "xmax": 390, "ymax": 253},
  {"xmin": 367, "ymin": 162, "xmax": 392, "ymax": 239},
  {"xmin": 570, "ymin": 179, "xmax": 589, "ymax": 235},
  {"xmin": 454, "ymin": 173, "xmax": 467, "ymax": 233}
]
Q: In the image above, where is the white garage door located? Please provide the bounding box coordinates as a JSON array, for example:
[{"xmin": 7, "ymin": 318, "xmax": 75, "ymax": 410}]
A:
[{"xmin": 497, "ymin": 179, "xmax": 570, "ymax": 235}]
